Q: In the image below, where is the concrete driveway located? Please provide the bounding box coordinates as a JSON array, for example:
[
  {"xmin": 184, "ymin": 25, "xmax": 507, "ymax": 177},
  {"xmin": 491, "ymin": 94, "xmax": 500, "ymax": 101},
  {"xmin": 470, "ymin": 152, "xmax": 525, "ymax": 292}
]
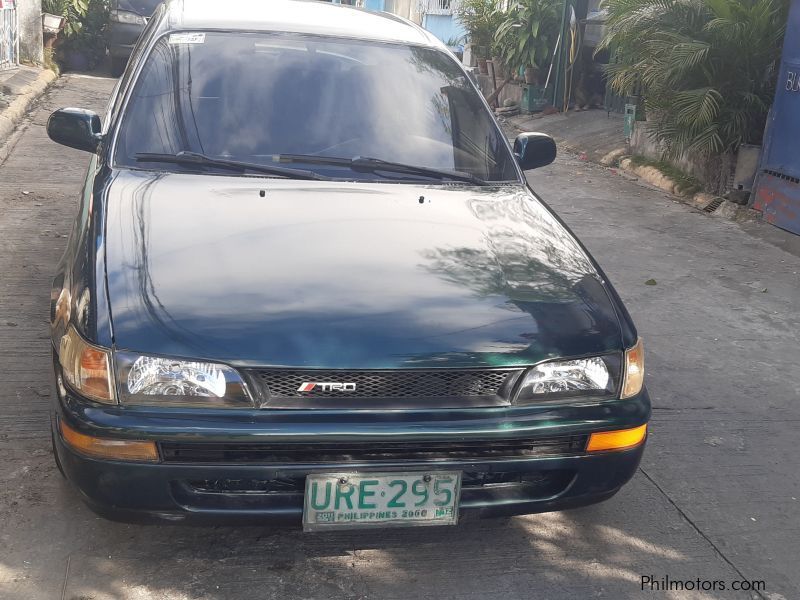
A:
[{"xmin": 0, "ymin": 73, "xmax": 797, "ymax": 600}]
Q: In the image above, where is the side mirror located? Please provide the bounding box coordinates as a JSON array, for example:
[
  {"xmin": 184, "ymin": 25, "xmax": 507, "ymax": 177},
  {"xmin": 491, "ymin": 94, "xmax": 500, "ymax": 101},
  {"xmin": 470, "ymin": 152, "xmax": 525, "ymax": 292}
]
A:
[
  {"xmin": 47, "ymin": 108, "xmax": 103, "ymax": 153},
  {"xmin": 514, "ymin": 132, "xmax": 556, "ymax": 171}
]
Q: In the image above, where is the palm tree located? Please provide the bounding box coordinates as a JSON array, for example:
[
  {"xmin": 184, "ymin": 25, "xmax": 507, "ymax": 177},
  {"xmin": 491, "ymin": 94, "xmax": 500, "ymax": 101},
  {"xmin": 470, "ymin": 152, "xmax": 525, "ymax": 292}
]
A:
[{"xmin": 600, "ymin": 0, "xmax": 789, "ymax": 157}]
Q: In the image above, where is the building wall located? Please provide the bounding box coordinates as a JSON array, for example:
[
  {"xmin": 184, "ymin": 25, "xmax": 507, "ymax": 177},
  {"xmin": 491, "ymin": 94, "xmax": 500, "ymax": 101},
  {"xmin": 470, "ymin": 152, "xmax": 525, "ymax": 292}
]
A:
[
  {"xmin": 386, "ymin": 0, "xmax": 418, "ymax": 21},
  {"xmin": 475, "ymin": 73, "xmax": 523, "ymax": 106},
  {"xmin": 17, "ymin": 0, "xmax": 43, "ymax": 64},
  {"xmin": 365, "ymin": 0, "xmax": 422, "ymax": 24}
]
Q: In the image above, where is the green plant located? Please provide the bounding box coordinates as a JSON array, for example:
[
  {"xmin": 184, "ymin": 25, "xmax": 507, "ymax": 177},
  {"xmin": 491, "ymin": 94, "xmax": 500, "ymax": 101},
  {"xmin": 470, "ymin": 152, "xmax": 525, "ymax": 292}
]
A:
[
  {"xmin": 43, "ymin": 47, "xmax": 61, "ymax": 75},
  {"xmin": 41, "ymin": 0, "xmax": 66, "ymax": 12},
  {"xmin": 42, "ymin": 0, "xmax": 89, "ymax": 36},
  {"xmin": 600, "ymin": 0, "xmax": 789, "ymax": 157},
  {"xmin": 56, "ymin": 0, "xmax": 110, "ymax": 69},
  {"xmin": 454, "ymin": 0, "xmax": 504, "ymax": 58},
  {"xmin": 494, "ymin": 0, "xmax": 561, "ymax": 76}
]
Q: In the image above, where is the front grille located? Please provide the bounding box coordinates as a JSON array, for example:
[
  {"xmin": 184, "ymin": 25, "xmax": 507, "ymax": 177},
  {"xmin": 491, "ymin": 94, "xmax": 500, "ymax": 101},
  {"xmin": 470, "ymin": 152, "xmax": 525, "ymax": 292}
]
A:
[
  {"xmin": 188, "ymin": 477, "xmax": 303, "ymax": 495},
  {"xmin": 184, "ymin": 470, "xmax": 574, "ymax": 497},
  {"xmin": 160, "ymin": 435, "xmax": 588, "ymax": 464},
  {"xmin": 248, "ymin": 368, "xmax": 523, "ymax": 407}
]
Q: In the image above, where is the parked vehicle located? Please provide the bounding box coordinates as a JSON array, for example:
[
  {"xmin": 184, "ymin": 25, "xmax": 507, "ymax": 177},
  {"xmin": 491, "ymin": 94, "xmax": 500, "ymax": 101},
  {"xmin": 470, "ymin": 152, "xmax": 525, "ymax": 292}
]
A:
[
  {"xmin": 46, "ymin": 0, "xmax": 649, "ymax": 528},
  {"xmin": 107, "ymin": 0, "xmax": 161, "ymax": 76}
]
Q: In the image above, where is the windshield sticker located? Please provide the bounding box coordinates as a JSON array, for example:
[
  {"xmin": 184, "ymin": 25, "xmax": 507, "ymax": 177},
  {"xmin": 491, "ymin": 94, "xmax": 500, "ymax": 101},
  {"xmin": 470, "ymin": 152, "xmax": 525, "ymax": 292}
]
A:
[{"xmin": 169, "ymin": 33, "xmax": 205, "ymax": 45}]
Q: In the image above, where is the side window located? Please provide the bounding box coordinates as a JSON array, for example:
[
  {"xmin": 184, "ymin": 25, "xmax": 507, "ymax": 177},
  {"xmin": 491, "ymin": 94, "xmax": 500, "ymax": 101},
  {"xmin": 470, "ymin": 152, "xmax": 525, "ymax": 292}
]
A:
[{"xmin": 108, "ymin": 4, "xmax": 165, "ymax": 125}]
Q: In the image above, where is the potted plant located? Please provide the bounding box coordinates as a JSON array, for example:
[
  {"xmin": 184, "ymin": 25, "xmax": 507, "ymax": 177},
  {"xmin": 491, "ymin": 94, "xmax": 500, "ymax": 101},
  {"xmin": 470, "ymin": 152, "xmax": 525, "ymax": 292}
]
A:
[
  {"xmin": 454, "ymin": 0, "xmax": 503, "ymax": 73},
  {"xmin": 495, "ymin": 0, "xmax": 560, "ymax": 87},
  {"xmin": 42, "ymin": 5, "xmax": 66, "ymax": 35},
  {"xmin": 42, "ymin": 0, "xmax": 89, "ymax": 37}
]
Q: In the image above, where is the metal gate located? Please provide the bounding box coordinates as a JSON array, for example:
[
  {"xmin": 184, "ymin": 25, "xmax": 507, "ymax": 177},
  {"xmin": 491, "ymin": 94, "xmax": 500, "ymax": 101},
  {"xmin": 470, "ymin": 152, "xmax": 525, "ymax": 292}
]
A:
[{"xmin": 0, "ymin": 0, "xmax": 19, "ymax": 71}]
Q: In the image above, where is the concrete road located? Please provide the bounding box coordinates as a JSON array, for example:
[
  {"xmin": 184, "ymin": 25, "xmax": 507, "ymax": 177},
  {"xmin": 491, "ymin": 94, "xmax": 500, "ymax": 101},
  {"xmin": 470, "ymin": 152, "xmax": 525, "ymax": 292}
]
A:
[{"xmin": 0, "ymin": 73, "xmax": 797, "ymax": 600}]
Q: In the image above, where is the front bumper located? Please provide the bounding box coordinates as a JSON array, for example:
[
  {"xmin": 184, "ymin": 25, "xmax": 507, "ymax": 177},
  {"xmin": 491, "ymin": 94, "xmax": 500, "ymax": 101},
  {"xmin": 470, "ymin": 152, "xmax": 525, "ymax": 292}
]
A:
[{"xmin": 53, "ymin": 388, "xmax": 650, "ymax": 525}]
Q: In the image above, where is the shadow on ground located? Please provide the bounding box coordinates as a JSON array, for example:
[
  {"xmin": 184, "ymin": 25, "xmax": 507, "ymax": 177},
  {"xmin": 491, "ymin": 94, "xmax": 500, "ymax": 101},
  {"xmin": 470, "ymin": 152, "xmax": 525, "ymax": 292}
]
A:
[{"xmin": 0, "ymin": 449, "xmax": 749, "ymax": 600}]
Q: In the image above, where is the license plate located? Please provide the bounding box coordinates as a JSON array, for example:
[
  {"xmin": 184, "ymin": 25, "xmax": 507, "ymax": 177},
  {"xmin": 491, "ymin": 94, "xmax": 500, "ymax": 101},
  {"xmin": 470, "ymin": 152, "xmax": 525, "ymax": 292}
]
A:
[{"xmin": 303, "ymin": 471, "xmax": 461, "ymax": 531}]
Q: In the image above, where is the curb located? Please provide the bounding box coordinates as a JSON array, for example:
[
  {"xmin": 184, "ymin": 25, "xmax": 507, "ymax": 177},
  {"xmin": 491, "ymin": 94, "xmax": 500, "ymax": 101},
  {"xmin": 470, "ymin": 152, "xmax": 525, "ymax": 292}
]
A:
[
  {"xmin": 618, "ymin": 160, "xmax": 750, "ymax": 217},
  {"xmin": 0, "ymin": 69, "xmax": 58, "ymax": 148},
  {"xmin": 618, "ymin": 158, "xmax": 679, "ymax": 195},
  {"xmin": 502, "ymin": 113, "xmax": 758, "ymax": 224}
]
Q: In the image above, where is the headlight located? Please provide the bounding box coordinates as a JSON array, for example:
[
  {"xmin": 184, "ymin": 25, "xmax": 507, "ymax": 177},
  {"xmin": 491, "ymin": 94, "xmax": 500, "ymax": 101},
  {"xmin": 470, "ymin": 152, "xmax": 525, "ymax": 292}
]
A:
[
  {"xmin": 115, "ymin": 352, "xmax": 253, "ymax": 408},
  {"xmin": 58, "ymin": 326, "xmax": 116, "ymax": 404},
  {"xmin": 514, "ymin": 354, "xmax": 621, "ymax": 404},
  {"xmin": 110, "ymin": 10, "xmax": 146, "ymax": 25}
]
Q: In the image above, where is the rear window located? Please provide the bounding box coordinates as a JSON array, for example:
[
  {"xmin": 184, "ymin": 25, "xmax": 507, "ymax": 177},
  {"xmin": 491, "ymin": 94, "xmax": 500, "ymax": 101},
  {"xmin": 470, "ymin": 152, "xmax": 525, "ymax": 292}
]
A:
[{"xmin": 114, "ymin": 31, "xmax": 519, "ymax": 182}]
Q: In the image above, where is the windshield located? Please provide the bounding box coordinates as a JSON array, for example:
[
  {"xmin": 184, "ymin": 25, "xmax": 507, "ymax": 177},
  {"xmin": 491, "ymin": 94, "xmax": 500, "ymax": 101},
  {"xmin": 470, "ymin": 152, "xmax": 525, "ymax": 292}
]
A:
[{"xmin": 114, "ymin": 32, "xmax": 519, "ymax": 183}]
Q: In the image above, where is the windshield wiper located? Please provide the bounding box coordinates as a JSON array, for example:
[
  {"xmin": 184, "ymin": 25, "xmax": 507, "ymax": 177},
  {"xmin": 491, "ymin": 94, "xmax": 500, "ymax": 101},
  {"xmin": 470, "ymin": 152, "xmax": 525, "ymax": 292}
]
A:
[
  {"xmin": 134, "ymin": 151, "xmax": 330, "ymax": 181},
  {"xmin": 275, "ymin": 154, "xmax": 490, "ymax": 185}
]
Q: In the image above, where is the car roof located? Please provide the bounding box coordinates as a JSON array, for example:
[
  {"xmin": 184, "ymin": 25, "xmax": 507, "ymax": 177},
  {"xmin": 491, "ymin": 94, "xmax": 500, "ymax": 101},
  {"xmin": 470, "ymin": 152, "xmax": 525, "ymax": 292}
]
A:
[{"xmin": 163, "ymin": 0, "xmax": 443, "ymax": 47}]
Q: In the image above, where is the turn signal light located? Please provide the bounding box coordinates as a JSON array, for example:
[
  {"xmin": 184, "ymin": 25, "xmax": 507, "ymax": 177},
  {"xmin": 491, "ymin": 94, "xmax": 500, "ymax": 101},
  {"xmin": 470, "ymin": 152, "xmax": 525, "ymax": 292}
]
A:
[
  {"xmin": 587, "ymin": 424, "xmax": 648, "ymax": 452},
  {"xmin": 59, "ymin": 326, "xmax": 115, "ymax": 404},
  {"xmin": 621, "ymin": 338, "xmax": 645, "ymax": 399},
  {"xmin": 59, "ymin": 420, "xmax": 159, "ymax": 462}
]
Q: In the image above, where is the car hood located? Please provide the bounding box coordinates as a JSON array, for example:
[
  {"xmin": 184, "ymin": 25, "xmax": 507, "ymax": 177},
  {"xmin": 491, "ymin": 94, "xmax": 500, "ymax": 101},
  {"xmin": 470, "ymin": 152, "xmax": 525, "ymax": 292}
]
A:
[{"xmin": 104, "ymin": 172, "xmax": 622, "ymax": 368}]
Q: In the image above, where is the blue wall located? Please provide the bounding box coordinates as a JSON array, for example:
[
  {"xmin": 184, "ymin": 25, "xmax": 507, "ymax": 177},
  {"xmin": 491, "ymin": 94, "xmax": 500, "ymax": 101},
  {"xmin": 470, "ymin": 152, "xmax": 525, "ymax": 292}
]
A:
[
  {"xmin": 422, "ymin": 14, "xmax": 466, "ymax": 46},
  {"xmin": 360, "ymin": 3, "xmax": 466, "ymax": 48}
]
